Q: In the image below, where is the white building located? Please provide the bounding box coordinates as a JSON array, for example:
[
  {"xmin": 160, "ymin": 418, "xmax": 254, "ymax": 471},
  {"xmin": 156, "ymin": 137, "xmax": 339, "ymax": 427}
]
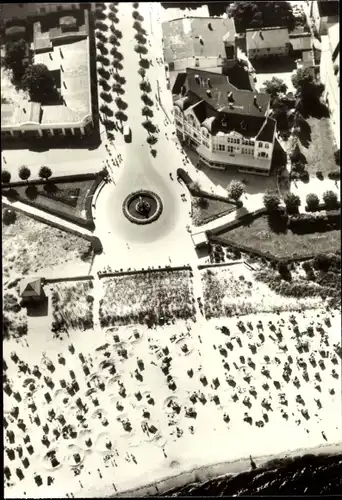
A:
[
  {"xmin": 172, "ymin": 69, "xmax": 276, "ymax": 176},
  {"xmin": 320, "ymin": 22, "xmax": 340, "ymax": 148},
  {"xmin": 246, "ymin": 27, "xmax": 290, "ymax": 59}
]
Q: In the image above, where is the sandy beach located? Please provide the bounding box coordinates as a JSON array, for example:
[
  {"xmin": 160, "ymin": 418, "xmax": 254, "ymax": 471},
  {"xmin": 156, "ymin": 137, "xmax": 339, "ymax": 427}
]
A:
[{"xmin": 4, "ymin": 307, "xmax": 341, "ymax": 498}]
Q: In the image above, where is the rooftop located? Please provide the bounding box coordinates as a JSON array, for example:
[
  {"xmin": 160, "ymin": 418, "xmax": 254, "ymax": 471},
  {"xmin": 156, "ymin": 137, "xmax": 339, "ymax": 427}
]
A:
[
  {"xmin": 1, "ymin": 9, "xmax": 91, "ymax": 131},
  {"xmin": 246, "ymin": 26, "xmax": 290, "ymax": 51},
  {"xmin": 162, "ymin": 16, "xmax": 236, "ymax": 63}
]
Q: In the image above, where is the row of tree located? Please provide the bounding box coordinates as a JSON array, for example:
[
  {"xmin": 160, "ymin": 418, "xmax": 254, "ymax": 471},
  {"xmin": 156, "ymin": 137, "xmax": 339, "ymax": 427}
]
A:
[
  {"xmin": 263, "ymin": 189, "xmax": 339, "ymax": 214},
  {"xmin": 2, "ymin": 165, "xmax": 52, "ymax": 184}
]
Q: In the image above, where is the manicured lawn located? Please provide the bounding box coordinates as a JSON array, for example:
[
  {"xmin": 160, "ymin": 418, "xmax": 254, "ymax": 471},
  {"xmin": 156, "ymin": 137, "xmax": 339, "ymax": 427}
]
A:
[
  {"xmin": 191, "ymin": 195, "xmax": 236, "ymax": 227},
  {"xmin": 10, "ymin": 179, "xmax": 97, "ymax": 220},
  {"xmin": 300, "ymin": 117, "xmax": 337, "ymax": 177},
  {"xmin": 220, "ymin": 215, "xmax": 341, "ymax": 259}
]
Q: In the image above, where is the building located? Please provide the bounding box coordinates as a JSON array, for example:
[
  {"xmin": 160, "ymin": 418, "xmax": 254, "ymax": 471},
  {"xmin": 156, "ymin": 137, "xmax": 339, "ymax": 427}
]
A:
[
  {"xmin": 20, "ymin": 277, "xmax": 46, "ymax": 302},
  {"xmin": 309, "ymin": 0, "xmax": 339, "ymax": 35},
  {"xmin": 0, "ymin": 3, "xmax": 84, "ymax": 28},
  {"xmin": 1, "ymin": 9, "xmax": 93, "ymax": 141},
  {"xmin": 246, "ymin": 27, "xmax": 290, "ymax": 59},
  {"xmin": 162, "ymin": 16, "xmax": 236, "ymax": 72},
  {"xmin": 172, "ymin": 68, "xmax": 276, "ymax": 176},
  {"xmin": 320, "ymin": 22, "xmax": 340, "ymax": 148}
]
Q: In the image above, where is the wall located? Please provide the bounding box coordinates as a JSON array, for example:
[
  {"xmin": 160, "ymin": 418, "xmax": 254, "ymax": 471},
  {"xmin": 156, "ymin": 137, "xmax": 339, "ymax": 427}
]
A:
[
  {"xmin": 320, "ymin": 34, "xmax": 340, "ymax": 148},
  {"xmin": 248, "ymin": 46, "xmax": 288, "ymax": 59}
]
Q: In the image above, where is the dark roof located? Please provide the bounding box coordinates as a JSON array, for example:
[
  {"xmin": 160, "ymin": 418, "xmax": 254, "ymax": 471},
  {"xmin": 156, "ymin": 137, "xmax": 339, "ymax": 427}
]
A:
[
  {"xmin": 184, "ymin": 68, "xmax": 270, "ymax": 117},
  {"xmin": 256, "ymin": 117, "xmax": 276, "ymax": 142},
  {"xmin": 172, "ymin": 72, "xmax": 187, "ymax": 94},
  {"xmin": 317, "ymin": 1, "xmax": 339, "ymax": 18},
  {"xmin": 223, "ymin": 63, "xmax": 253, "ymax": 91},
  {"xmin": 191, "ymin": 100, "xmax": 207, "ymax": 122}
]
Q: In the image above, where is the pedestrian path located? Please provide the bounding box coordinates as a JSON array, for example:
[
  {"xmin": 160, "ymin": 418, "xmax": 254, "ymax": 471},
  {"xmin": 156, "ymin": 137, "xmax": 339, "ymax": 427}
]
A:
[{"xmin": 3, "ymin": 197, "xmax": 94, "ymax": 238}]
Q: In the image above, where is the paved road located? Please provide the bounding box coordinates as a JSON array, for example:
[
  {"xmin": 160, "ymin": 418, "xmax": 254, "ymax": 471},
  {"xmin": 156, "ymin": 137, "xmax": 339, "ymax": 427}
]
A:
[{"xmin": 93, "ymin": 2, "xmax": 198, "ymax": 269}]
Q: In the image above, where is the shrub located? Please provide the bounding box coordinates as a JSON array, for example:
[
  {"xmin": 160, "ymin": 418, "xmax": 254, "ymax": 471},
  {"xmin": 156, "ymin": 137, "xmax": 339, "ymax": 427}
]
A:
[
  {"xmin": 142, "ymin": 105, "xmax": 153, "ymax": 118},
  {"xmin": 284, "ymin": 192, "xmax": 301, "ymax": 214},
  {"xmin": 316, "ymin": 171, "xmax": 324, "ymax": 180},
  {"xmin": 263, "ymin": 190, "xmax": 280, "ymax": 212},
  {"xmin": 334, "ymin": 149, "xmax": 340, "ymax": 165},
  {"xmin": 194, "ymin": 197, "xmax": 209, "ymax": 209},
  {"xmin": 313, "ymin": 254, "xmax": 334, "ymax": 272},
  {"xmin": 39, "ymin": 165, "xmax": 52, "ymax": 181},
  {"xmin": 228, "ymin": 180, "xmax": 245, "ymax": 202},
  {"xmin": 322, "ymin": 190, "xmax": 339, "ymax": 210},
  {"xmin": 289, "ymin": 211, "xmax": 340, "ymax": 234},
  {"xmin": 147, "ymin": 135, "xmax": 158, "ymax": 146},
  {"xmin": 1, "ymin": 170, "xmax": 11, "ymax": 184},
  {"xmin": 3, "ymin": 208, "xmax": 16, "ymax": 225},
  {"xmin": 138, "ymin": 67, "xmax": 146, "ymax": 79},
  {"xmin": 306, "ymin": 193, "xmax": 319, "ymax": 211},
  {"xmin": 302, "ymin": 261, "xmax": 312, "ymax": 272},
  {"xmin": 98, "ymin": 67, "xmax": 110, "ymax": 79},
  {"xmin": 95, "ymin": 21, "xmax": 108, "ymax": 31},
  {"xmin": 19, "ymin": 165, "xmax": 31, "ymax": 181},
  {"xmin": 327, "ymin": 171, "xmax": 340, "ymax": 181}
]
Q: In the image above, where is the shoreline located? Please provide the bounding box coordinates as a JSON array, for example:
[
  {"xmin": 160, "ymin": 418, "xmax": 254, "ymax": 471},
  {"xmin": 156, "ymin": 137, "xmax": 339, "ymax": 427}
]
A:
[{"xmin": 110, "ymin": 442, "xmax": 342, "ymax": 498}]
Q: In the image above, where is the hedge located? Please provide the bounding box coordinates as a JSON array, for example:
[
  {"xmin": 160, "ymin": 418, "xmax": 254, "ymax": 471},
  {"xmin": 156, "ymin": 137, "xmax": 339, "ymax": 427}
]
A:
[
  {"xmin": 4, "ymin": 171, "xmax": 104, "ymax": 189},
  {"xmin": 305, "ymin": 201, "xmax": 341, "ymax": 212},
  {"xmin": 288, "ymin": 210, "xmax": 340, "ymax": 234}
]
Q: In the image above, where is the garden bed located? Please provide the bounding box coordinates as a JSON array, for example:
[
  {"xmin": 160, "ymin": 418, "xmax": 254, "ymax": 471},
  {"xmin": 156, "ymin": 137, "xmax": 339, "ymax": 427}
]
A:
[
  {"xmin": 218, "ymin": 214, "xmax": 341, "ymax": 260},
  {"xmin": 50, "ymin": 281, "xmax": 94, "ymax": 333},
  {"xmin": 99, "ymin": 271, "xmax": 195, "ymax": 327},
  {"xmin": 2, "ymin": 211, "xmax": 93, "ymax": 280},
  {"xmin": 191, "ymin": 195, "xmax": 236, "ymax": 227},
  {"xmin": 300, "ymin": 117, "xmax": 337, "ymax": 177}
]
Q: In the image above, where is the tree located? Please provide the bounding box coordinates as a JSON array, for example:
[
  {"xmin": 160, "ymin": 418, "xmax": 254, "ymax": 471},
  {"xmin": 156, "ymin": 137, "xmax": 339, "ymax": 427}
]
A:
[
  {"xmin": 262, "ymin": 77, "xmax": 287, "ymax": 99},
  {"xmin": 115, "ymin": 110, "xmax": 126, "ymax": 122},
  {"xmin": 1, "ymin": 170, "xmax": 11, "ymax": 184},
  {"xmin": 135, "ymin": 44, "xmax": 148, "ymax": 58},
  {"xmin": 113, "ymin": 59, "xmax": 123, "ymax": 72},
  {"xmin": 323, "ymin": 190, "xmax": 339, "ymax": 210},
  {"xmin": 133, "ymin": 21, "xmax": 143, "ymax": 32},
  {"xmin": 147, "ymin": 135, "xmax": 158, "ymax": 146},
  {"xmin": 115, "ymin": 97, "xmax": 128, "ymax": 110},
  {"xmin": 109, "ymin": 3, "xmax": 118, "ymax": 12},
  {"xmin": 135, "ymin": 33, "xmax": 147, "ymax": 44},
  {"xmin": 263, "ymin": 190, "xmax": 280, "ymax": 212},
  {"xmin": 95, "ymin": 21, "xmax": 108, "ymax": 31},
  {"xmin": 4, "ymin": 39, "xmax": 26, "ymax": 80},
  {"xmin": 110, "ymin": 27, "xmax": 122, "ymax": 39},
  {"xmin": 289, "ymin": 142, "xmax": 302, "ymax": 164},
  {"xmin": 39, "ymin": 165, "xmax": 52, "ymax": 181},
  {"xmin": 98, "ymin": 67, "xmax": 110, "ymax": 80},
  {"xmin": 132, "ymin": 10, "xmax": 141, "ymax": 20},
  {"xmin": 109, "ymin": 34, "xmax": 119, "ymax": 46},
  {"xmin": 95, "ymin": 9, "xmax": 106, "ymax": 20},
  {"xmin": 291, "ymin": 67, "xmax": 324, "ymax": 108},
  {"xmin": 228, "ymin": 180, "xmax": 245, "ymax": 201},
  {"xmin": 306, "ymin": 193, "xmax": 320, "ymax": 211},
  {"xmin": 141, "ymin": 93, "xmax": 153, "ymax": 106},
  {"xmin": 138, "ymin": 67, "xmax": 146, "ymax": 79},
  {"xmin": 100, "ymin": 104, "xmax": 113, "ymax": 117},
  {"xmin": 142, "ymin": 106, "xmax": 153, "ymax": 118},
  {"xmin": 284, "ymin": 192, "xmax": 301, "ymax": 214},
  {"xmin": 19, "ymin": 165, "xmax": 31, "ymax": 181},
  {"xmin": 133, "ymin": 2, "xmax": 139, "ymax": 8},
  {"xmin": 142, "ymin": 120, "xmax": 156, "ymax": 134},
  {"xmin": 228, "ymin": 1, "xmax": 295, "ymax": 33},
  {"xmin": 140, "ymin": 80, "xmax": 152, "ymax": 93},
  {"xmin": 108, "ymin": 12, "xmax": 119, "ymax": 23},
  {"xmin": 96, "ymin": 42, "xmax": 108, "ymax": 55},
  {"xmin": 99, "ymin": 78, "xmax": 111, "ymax": 91},
  {"xmin": 21, "ymin": 64, "xmax": 57, "ymax": 102},
  {"xmin": 112, "ymin": 83, "xmax": 124, "ymax": 95},
  {"xmin": 139, "ymin": 58, "xmax": 150, "ymax": 69},
  {"xmin": 25, "ymin": 185, "xmax": 38, "ymax": 201},
  {"xmin": 95, "ymin": 31, "xmax": 107, "ymax": 43}
]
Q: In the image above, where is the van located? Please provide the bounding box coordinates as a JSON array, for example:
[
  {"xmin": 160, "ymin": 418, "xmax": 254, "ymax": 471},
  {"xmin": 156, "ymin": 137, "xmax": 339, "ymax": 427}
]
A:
[{"xmin": 123, "ymin": 125, "xmax": 131, "ymax": 143}]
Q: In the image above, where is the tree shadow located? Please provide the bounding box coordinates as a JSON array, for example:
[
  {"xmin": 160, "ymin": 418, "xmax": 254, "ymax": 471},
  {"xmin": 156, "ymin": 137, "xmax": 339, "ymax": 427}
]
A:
[
  {"xmin": 267, "ymin": 211, "xmax": 288, "ymax": 234},
  {"xmin": 307, "ymin": 101, "xmax": 330, "ymax": 119},
  {"xmin": 253, "ymin": 56, "xmax": 296, "ymax": 74},
  {"xmin": 296, "ymin": 118, "xmax": 311, "ymax": 146}
]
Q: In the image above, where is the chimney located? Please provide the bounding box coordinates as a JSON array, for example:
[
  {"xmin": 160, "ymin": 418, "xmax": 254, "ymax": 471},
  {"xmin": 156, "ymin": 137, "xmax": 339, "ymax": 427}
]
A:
[
  {"xmin": 206, "ymin": 89, "xmax": 212, "ymax": 97},
  {"xmin": 195, "ymin": 74, "xmax": 200, "ymax": 84},
  {"xmin": 228, "ymin": 91, "xmax": 234, "ymax": 102},
  {"xmin": 207, "ymin": 78, "xmax": 211, "ymax": 88},
  {"xmin": 259, "ymin": 30, "xmax": 264, "ymax": 40}
]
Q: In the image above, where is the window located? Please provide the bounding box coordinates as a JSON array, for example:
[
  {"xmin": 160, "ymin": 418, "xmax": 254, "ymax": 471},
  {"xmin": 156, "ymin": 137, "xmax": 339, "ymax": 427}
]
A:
[
  {"xmin": 264, "ymin": 143, "xmax": 269, "ymax": 149},
  {"xmin": 227, "ymin": 146, "xmax": 234, "ymax": 153},
  {"xmin": 40, "ymin": 7, "xmax": 46, "ymax": 13},
  {"xmin": 195, "ymin": 58, "xmax": 200, "ymax": 67},
  {"xmin": 218, "ymin": 144, "xmax": 225, "ymax": 151},
  {"xmin": 258, "ymin": 142, "xmax": 263, "ymax": 147}
]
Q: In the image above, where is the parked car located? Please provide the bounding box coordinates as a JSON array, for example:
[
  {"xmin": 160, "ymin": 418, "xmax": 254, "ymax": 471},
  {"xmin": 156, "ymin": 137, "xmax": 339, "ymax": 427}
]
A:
[{"xmin": 123, "ymin": 125, "xmax": 132, "ymax": 143}]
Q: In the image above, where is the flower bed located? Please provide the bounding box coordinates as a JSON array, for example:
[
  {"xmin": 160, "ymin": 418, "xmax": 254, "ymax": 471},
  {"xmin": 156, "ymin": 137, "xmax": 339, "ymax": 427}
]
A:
[
  {"xmin": 51, "ymin": 281, "xmax": 94, "ymax": 333},
  {"xmin": 99, "ymin": 271, "xmax": 195, "ymax": 327}
]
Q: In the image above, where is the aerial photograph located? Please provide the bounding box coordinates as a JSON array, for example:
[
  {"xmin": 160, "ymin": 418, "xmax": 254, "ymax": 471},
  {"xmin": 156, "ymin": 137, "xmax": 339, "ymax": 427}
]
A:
[{"xmin": 2, "ymin": 1, "xmax": 341, "ymax": 498}]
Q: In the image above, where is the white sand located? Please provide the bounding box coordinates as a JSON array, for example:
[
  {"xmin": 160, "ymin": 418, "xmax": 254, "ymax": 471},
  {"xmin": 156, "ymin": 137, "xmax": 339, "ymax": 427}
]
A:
[{"xmin": 4, "ymin": 308, "xmax": 341, "ymax": 498}]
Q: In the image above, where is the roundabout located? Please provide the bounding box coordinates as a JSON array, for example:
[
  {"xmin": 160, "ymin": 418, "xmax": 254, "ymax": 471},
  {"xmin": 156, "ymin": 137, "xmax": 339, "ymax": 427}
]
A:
[{"xmin": 122, "ymin": 190, "xmax": 163, "ymax": 225}]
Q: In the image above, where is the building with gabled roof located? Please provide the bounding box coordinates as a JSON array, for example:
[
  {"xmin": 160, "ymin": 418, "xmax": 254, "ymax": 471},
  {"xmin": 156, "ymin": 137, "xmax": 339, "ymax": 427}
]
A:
[
  {"xmin": 172, "ymin": 68, "xmax": 276, "ymax": 176},
  {"xmin": 246, "ymin": 27, "xmax": 290, "ymax": 59},
  {"xmin": 20, "ymin": 277, "xmax": 45, "ymax": 301}
]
